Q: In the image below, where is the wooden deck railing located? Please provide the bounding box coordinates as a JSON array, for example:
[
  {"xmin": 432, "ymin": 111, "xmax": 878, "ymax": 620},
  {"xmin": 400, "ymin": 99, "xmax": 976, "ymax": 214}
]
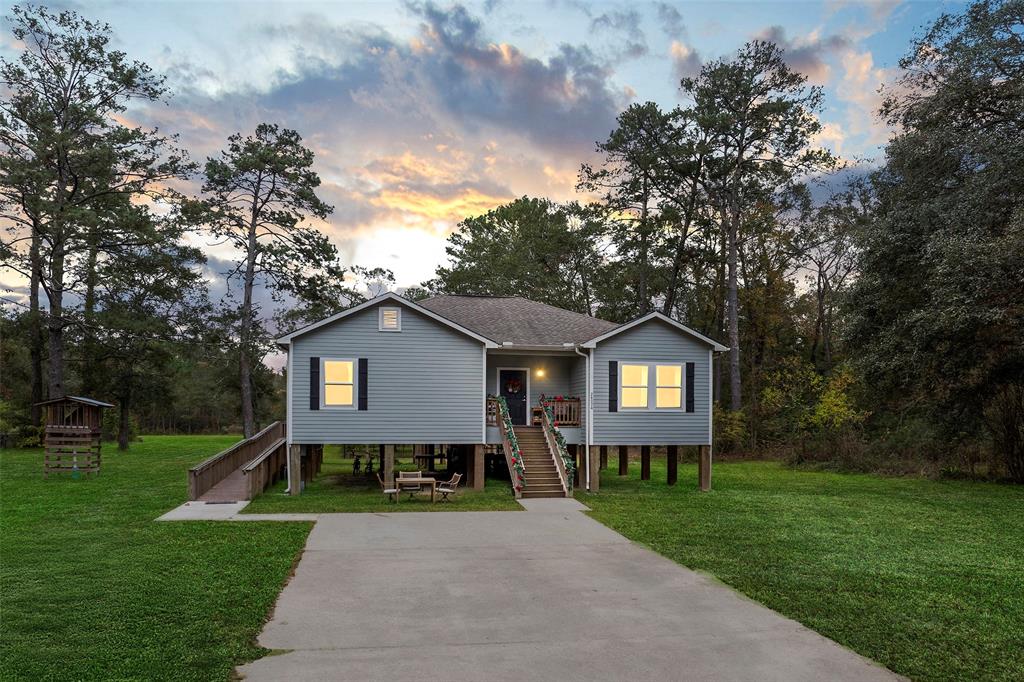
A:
[
  {"xmin": 489, "ymin": 397, "xmax": 524, "ymax": 499},
  {"xmin": 241, "ymin": 436, "xmax": 288, "ymax": 499},
  {"xmin": 540, "ymin": 405, "xmax": 572, "ymax": 495},
  {"xmin": 188, "ymin": 421, "xmax": 285, "ymax": 500},
  {"xmin": 542, "ymin": 398, "xmax": 581, "ymax": 426}
]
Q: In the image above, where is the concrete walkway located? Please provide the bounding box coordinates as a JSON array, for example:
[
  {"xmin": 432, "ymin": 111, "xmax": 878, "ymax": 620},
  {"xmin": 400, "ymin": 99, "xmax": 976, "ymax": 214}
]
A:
[{"xmin": 236, "ymin": 508, "xmax": 900, "ymax": 682}]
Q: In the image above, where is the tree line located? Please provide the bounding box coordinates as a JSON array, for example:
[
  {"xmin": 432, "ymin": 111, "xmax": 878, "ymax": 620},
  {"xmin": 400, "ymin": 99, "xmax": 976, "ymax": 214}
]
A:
[
  {"xmin": 423, "ymin": 0, "xmax": 1024, "ymax": 481},
  {"xmin": 0, "ymin": 5, "xmax": 387, "ymax": 446},
  {"xmin": 1, "ymin": 1, "xmax": 1021, "ymax": 481}
]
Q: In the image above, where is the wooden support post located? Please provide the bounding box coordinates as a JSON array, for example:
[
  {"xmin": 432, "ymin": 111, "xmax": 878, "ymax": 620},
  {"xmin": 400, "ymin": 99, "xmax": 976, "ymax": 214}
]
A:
[
  {"xmin": 473, "ymin": 444, "xmax": 485, "ymax": 490},
  {"xmin": 288, "ymin": 444, "xmax": 302, "ymax": 495},
  {"xmin": 599, "ymin": 445, "xmax": 608, "ymax": 470},
  {"xmin": 667, "ymin": 445, "xmax": 678, "ymax": 486},
  {"xmin": 384, "ymin": 444, "xmax": 395, "ymax": 485},
  {"xmin": 302, "ymin": 444, "xmax": 314, "ymax": 484},
  {"xmin": 589, "ymin": 446, "xmax": 600, "ymax": 492},
  {"xmin": 618, "ymin": 445, "xmax": 628, "ymax": 476},
  {"xmin": 640, "ymin": 445, "xmax": 651, "ymax": 480},
  {"xmin": 427, "ymin": 443, "xmax": 436, "ymax": 472},
  {"xmin": 698, "ymin": 445, "xmax": 712, "ymax": 491}
]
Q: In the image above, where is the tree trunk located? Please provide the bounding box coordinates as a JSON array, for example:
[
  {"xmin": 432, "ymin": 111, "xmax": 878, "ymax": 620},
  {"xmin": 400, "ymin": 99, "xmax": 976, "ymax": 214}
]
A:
[
  {"xmin": 118, "ymin": 387, "xmax": 131, "ymax": 451},
  {"xmin": 29, "ymin": 223, "xmax": 44, "ymax": 425},
  {"xmin": 662, "ymin": 180, "xmax": 700, "ymax": 316},
  {"xmin": 46, "ymin": 241, "xmax": 66, "ymax": 398},
  {"xmin": 238, "ymin": 215, "xmax": 259, "ymax": 438},
  {"xmin": 726, "ymin": 208, "xmax": 741, "ymax": 411},
  {"xmin": 81, "ymin": 236, "xmax": 100, "ymax": 395},
  {"xmin": 637, "ymin": 175, "xmax": 650, "ymax": 315}
]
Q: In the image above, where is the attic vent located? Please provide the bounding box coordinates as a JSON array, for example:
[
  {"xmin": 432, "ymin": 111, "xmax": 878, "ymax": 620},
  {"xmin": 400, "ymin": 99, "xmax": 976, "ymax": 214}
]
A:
[{"xmin": 379, "ymin": 307, "xmax": 401, "ymax": 331}]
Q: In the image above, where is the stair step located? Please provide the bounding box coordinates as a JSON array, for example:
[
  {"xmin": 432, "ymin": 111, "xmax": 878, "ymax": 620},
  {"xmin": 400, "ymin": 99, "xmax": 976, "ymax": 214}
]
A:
[{"xmin": 521, "ymin": 490, "xmax": 567, "ymax": 498}]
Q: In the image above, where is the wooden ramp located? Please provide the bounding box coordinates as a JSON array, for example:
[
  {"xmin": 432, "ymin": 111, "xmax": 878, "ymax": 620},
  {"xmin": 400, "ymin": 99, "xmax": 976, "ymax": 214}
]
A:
[{"xmin": 188, "ymin": 423, "xmax": 288, "ymax": 503}]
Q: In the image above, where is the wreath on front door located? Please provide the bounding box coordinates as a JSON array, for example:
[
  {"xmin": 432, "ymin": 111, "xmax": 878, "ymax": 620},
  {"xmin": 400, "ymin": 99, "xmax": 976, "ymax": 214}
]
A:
[{"xmin": 505, "ymin": 377, "xmax": 522, "ymax": 394}]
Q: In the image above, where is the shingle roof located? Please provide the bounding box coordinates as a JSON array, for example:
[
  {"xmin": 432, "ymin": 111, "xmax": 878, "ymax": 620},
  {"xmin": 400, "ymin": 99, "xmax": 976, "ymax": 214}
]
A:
[{"xmin": 419, "ymin": 295, "xmax": 619, "ymax": 346}]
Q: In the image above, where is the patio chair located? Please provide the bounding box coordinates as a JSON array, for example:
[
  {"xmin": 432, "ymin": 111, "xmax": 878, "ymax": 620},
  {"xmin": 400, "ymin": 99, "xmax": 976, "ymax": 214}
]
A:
[
  {"xmin": 397, "ymin": 471, "xmax": 424, "ymax": 500},
  {"xmin": 436, "ymin": 473, "xmax": 462, "ymax": 502},
  {"xmin": 377, "ymin": 472, "xmax": 398, "ymax": 503}
]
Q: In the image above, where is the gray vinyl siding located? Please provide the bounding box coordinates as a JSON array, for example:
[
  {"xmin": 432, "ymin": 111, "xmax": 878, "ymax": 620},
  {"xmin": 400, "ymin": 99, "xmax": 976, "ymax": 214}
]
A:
[
  {"xmin": 484, "ymin": 352, "xmax": 584, "ymax": 445},
  {"xmin": 591, "ymin": 319, "xmax": 712, "ymax": 445},
  {"xmin": 289, "ymin": 302, "xmax": 485, "ymax": 444}
]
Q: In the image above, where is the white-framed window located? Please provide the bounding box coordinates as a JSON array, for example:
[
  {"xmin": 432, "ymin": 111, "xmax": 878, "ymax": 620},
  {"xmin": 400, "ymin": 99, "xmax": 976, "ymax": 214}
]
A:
[
  {"xmin": 619, "ymin": 362, "xmax": 685, "ymax": 410},
  {"xmin": 655, "ymin": 364, "xmax": 683, "ymax": 408},
  {"xmin": 620, "ymin": 364, "xmax": 649, "ymax": 409},
  {"xmin": 322, "ymin": 358, "xmax": 355, "ymax": 408},
  {"xmin": 378, "ymin": 307, "xmax": 402, "ymax": 331}
]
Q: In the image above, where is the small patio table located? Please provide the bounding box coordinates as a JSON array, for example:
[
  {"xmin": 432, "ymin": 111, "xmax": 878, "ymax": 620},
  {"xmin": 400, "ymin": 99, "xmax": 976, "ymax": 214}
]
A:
[{"xmin": 396, "ymin": 476, "xmax": 436, "ymax": 503}]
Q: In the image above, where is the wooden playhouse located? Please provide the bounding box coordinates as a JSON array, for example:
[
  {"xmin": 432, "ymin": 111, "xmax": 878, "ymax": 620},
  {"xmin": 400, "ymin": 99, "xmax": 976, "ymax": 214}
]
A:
[{"xmin": 35, "ymin": 396, "xmax": 114, "ymax": 477}]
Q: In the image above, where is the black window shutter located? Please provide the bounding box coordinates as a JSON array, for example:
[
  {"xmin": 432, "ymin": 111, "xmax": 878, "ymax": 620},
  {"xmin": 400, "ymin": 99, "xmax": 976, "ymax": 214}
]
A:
[
  {"xmin": 309, "ymin": 357, "xmax": 320, "ymax": 410},
  {"xmin": 608, "ymin": 361, "xmax": 618, "ymax": 412},
  {"xmin": 685, "ymin": 362, "xmax": 695, "ymax": 413},
  {"xmin": 358, "ymin": 358, "xmax": 368, "ymax": 411}
]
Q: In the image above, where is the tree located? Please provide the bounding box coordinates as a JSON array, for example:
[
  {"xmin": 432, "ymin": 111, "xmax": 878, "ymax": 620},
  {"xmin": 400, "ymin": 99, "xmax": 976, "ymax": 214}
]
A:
[
  {"xmin": 191, "ymin": 124, "xmax": 346, "ymax": 437},
  {"xmin": 579, "ymin": 103, "xmax": 672, "ymax": 316},
  {"xmin": 88, "ymin": 204, "xmax": 208, "ymax": 449},
  {"xmin": 0, "ymin": 5, "xmax": 192, "ymax": 399},
  {"xmin": 684, "ymin": 40, "xmax": 837, "ymax": 411},
  {"xmin": 846, "ymin": 0, "xmax": 1024, "ymax": 478},
  {"xmin": 802, "ymin": 181, "xmax": 867, "ymax": 372},
  {"xmin": 426, "ymin": 197, "xmax": 607, "ymax": 315}
]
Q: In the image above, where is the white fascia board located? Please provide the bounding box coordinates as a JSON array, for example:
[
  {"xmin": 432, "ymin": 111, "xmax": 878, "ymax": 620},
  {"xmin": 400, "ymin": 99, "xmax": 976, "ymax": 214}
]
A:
[
  {"xmin": 581, "ymin": 311, "xmax": 729, "ymax": 352},
  {"xmin": 275, "ymin": 292, "xmax": 498, "ymax": 347}
]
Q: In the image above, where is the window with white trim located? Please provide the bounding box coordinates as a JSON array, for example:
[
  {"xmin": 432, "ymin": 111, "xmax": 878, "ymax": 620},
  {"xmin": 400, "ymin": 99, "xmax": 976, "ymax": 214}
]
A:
[
  {"xmin": 378, "ymin": 307, "xmax": 401, "ymax": 331},
  {"xmin": 323, "ymin": 359, "xmax": 355, "ymax": 407},
  {"xmin": 619, "ymin": 362, "xmax": 685, "ymax": 410},
  {"xmin": 655, "ymin": 364, "xmax": 683, "ymax": 408},
  {"xmin": 620, "ymin": 364, "xmax": 648, "ymax": 408}
]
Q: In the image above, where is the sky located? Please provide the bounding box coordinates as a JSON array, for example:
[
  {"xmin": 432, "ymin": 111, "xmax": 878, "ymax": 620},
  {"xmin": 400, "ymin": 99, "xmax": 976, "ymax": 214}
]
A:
[{"xmin": 1, "ymin": 0, "xmax": 957, "ymax": 297}]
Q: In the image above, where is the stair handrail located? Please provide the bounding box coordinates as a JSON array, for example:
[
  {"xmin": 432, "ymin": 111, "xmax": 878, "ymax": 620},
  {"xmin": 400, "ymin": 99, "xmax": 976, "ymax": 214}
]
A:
[
  {"xmin": 540, "ymin": 400, "xmax": 574, "ymax": 495},
  {"xmin": 188, "ymin": 421, "xmax": 283, "ymax": 500},
  {"xmin": 490, "ymin": 395, "xmax": 525, "ymax": 498}
]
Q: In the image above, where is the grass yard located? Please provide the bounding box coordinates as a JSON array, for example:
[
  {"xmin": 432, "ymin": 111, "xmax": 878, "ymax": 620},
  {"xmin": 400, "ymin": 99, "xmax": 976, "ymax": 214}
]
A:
[
  {"xmin": 580, "ymin": 459, "xmax": 1024, "ymax": 682},
  {"xmin": 244, "ymin": 444, "xmax": 521, "ymax": 513},
  {"xmin": 0, "ymin": 435, "xmax": 311, "ymax": 682}
]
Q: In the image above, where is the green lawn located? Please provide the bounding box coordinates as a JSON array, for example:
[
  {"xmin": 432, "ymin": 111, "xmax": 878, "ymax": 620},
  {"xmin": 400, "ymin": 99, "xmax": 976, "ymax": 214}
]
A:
[
  {"xmin": 0, "ymin": 436, "xmax": 311, "ymax": 682},
  {"xmin": 580, "ymin": 459, "xmax": 1024, "ymax": 682},
  {"xmin": 5, "ymin": 438, "xmax": 1022, "ymax": 681},
  {"xmin": 244, "ymin": 445, "xmax": 521, "ymax": 513}
]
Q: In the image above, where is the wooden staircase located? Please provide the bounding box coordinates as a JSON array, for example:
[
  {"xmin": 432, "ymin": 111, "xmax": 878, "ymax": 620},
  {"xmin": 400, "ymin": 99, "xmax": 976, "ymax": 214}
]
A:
[{"xmin": 514, "ymin": 426, "xmax": 568, "ymax": 498}]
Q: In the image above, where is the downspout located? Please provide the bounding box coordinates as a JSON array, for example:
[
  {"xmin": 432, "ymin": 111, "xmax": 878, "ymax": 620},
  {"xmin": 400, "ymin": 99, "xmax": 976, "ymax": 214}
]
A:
[
  {"xmin": 573, "ymin": 344, "xmax": 591, "ymax": 491},
  {"xmin": 284, "ymin": 344, "xmax": 293, "ymax": 494}
]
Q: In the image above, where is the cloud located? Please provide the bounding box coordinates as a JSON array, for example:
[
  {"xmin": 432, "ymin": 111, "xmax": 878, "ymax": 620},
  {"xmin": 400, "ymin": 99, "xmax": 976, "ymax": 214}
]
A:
[
  {"xmin": 126, "ymin": 2, "xmax": 623, "ymax": 289},
  {"xmin": 669, "ymin": 40, "xmax": 702, "ymax": 81},
  {"xmin": 837, "ymin": 49, "xmax": 894, "ymax": 146},
  {"xmin": 655, "ymin": 3, "xmax": 686, "ymax": 39},
  {"xmin": 755, "ymin": 25, "xmax": 850, "ymax": 84},
  {"xmin": 589, "ymin": 8, "xmax": 648, "ymax": 61}
]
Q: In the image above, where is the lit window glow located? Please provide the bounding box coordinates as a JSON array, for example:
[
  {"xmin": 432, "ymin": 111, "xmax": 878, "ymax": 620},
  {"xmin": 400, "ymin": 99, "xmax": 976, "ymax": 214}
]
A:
[
  {"xmin": 656, "ymin": 364, "xmax": 683, "ymax": 408},
  {"xmin": 621, "ymin": 364, "xmax": 648, "ymax": 408},
  {"xmin": 324, "ymin": 360, "xmax": 354, "ymax": 406}
]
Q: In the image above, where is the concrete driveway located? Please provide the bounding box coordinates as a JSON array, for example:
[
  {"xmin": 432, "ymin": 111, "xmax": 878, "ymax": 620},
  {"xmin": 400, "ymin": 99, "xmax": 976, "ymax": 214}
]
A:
[{"xmin": 237, "ymin": 503, "xmax": 899, "ymax": 681}]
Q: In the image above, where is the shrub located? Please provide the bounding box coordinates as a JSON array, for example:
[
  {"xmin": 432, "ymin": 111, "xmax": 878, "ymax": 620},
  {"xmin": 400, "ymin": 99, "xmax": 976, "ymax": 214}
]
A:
[{"xmin": 984, "ymin": 385, "xmax": 1024, "ymax": 483}]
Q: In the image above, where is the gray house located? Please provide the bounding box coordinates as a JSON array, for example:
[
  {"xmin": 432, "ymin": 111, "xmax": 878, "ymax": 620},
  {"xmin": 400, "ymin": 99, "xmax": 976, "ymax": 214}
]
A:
[{"xmin": 276, "ymin": 292, "xmax": 726, "ymax": 498}]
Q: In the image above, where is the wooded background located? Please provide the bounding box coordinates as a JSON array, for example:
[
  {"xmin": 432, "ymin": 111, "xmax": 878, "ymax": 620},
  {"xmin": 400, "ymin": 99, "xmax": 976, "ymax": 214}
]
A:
[{"xmin": 2, "ymin": 1, "xmax": 1021, "ymax": 481}]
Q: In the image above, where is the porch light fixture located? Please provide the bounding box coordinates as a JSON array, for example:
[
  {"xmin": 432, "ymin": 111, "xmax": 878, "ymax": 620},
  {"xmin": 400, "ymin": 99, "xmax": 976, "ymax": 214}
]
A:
[{"xmin": 535, "ymin": 368, "xmax": 546, "ymax": 378}]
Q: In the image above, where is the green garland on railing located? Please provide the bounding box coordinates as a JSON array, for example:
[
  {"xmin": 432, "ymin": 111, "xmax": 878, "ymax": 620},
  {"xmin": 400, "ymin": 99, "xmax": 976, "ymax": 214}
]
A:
[
  {"xmin": 492, "ymin": 395, "xmax": 525, "ymax": 492},
  {"xmin": 541, "ymin": 402, "xmax": 575, "ymax": 492}
]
